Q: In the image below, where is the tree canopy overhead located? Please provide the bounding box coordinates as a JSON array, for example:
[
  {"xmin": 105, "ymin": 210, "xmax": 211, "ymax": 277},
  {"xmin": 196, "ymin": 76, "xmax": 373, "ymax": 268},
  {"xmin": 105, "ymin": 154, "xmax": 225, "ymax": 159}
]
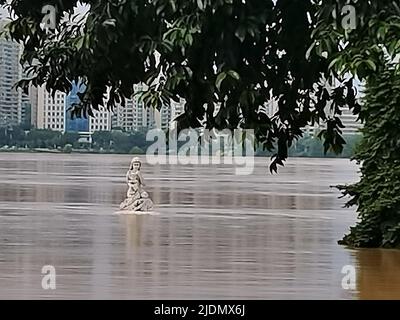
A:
[{"xmin": 1, "ymin": 0, "xmax": 361, "ymax": 172}]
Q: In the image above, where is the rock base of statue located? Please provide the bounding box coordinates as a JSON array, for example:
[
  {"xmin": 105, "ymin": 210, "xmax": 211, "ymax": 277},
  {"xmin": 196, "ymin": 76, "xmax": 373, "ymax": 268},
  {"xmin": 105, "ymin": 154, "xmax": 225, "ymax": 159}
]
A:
[
  {"xmin": 115, "ymin": 209, "xmax": 159, "ymax": 215},
  {"xmin": 119, "ymin": 191, "xmax": 154, "ymax": 212}
]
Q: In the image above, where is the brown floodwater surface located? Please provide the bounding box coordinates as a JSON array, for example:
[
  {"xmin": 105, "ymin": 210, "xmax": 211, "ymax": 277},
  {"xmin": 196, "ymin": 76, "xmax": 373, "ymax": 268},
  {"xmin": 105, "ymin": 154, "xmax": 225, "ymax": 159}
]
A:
[{"xmin": 0, "ymin": 153, "xmax": 399, "ymax": 299}]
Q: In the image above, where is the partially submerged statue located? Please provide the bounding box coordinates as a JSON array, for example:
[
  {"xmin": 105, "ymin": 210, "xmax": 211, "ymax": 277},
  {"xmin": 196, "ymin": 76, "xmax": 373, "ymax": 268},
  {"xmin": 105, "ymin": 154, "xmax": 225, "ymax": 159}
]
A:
[{"xmin": 119, "ymin": 157, "xmax": 154, "ymax": 212}]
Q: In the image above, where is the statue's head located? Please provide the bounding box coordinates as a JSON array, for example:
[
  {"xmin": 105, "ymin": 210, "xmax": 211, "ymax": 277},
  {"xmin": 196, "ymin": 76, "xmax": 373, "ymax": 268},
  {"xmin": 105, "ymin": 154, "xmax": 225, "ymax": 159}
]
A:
[{"xmin": 130, "ymin": 157, "xmax": 141, "ymax": 170}]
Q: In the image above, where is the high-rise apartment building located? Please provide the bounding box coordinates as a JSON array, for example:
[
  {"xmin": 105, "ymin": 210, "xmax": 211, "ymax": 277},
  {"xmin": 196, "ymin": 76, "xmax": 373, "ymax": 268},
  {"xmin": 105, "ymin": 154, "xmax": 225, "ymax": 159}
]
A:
[
  {"xmin": 0, "ymin": 29, "xmax": 22, "ymax": 127},
  {"xmin": 29, "ymin": 85, "xmax": 40, "ymax": 128},
  {"xmin": 111, "ymin": 83, "xmax": 186, "ymax": 132},
  {"xmin": 36, "ymin": 85, "xmax": 66, "ymax": 131},
  {"xmin": 20, "ymin": 91, "xmax": 31, "ymax": 128},
  {"xmin": 34, "ymin": 83, "xmax": 111, "ymax": 133},
  {"xmin": 89, "ymin": 109, "xmax": 112, "ymax": 133},
  {"xmin": 0, "ymin": 13, "xmax": 35, "ymax": 129}
]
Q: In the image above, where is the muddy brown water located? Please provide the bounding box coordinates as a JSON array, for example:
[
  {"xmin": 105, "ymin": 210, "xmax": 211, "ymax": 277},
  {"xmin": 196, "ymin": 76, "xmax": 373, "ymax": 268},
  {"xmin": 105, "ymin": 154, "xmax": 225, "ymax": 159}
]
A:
[{"xmin": 0, "ymin": 153, "xmax": 399, "ymax": 299}]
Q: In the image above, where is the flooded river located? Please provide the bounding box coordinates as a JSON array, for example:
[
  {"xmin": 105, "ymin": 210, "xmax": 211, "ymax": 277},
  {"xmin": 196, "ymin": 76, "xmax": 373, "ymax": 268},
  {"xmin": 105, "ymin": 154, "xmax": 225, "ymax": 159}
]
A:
[{"xmin": 0, "ymin": 153, "xmax": 399, "ymax": 299}]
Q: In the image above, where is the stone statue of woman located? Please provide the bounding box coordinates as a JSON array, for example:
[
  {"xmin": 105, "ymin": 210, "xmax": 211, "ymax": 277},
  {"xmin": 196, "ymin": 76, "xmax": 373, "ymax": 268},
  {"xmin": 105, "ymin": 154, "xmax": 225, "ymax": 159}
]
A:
[{"xmin": 119, "ymin": 157, "xmax": 153, "ymax": 212}]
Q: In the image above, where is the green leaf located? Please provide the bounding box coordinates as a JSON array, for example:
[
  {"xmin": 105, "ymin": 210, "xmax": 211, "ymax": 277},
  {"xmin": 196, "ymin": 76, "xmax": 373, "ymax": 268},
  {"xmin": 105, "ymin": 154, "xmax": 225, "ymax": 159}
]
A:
[
  {"xmin": 197, "ymin": 0, "xmax": 205, "ymax": 11},
  {"xmin": 186, "ymin": 33, "xmax": 193, "ymax": 46},
  {"xmin": 328, "ymin": 56, "xmax": 341, "ymax": 71},
  {"xmin": 156, "ymin": 4, "xmax": 166, "ymax": 15},
  {"xmin": 227, "ymin": 70, "xmax": 240, "ymax": 80},
  {"xmin": 75, "ymin": 36, "xmax": 84, "ymax": 50},
  {"xmin": 235, "ymin": 27, "xmax": 246, "ymax": 42},
  {"xmin": 215, "ymin": 72, "xmax": 227, "ymax": 91},
  {"xmin": 365, "ymin": 60, "xmax": 377, "ymax": 71},
  {"xmin": 305, "ymin": 41, "xmax": 316, "ymax": 60},
  {"xmin": 377, "ymin": 25, "xmax": 387, "ymax": 41},
  {"xmin": 102, "ymin": 19, "xmax": 116, "ymax": 27}
]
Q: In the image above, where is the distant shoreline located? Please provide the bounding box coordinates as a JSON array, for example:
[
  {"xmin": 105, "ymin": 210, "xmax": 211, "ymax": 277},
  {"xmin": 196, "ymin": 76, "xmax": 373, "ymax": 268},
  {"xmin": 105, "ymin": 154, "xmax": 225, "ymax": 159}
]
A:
[
  {"xmin": 0, "ymin": 148, "xmax": 142, "ymax": 155},
  {"xmin": 0, "ymin": 148, "xmax": 353, "ymax": 159}
]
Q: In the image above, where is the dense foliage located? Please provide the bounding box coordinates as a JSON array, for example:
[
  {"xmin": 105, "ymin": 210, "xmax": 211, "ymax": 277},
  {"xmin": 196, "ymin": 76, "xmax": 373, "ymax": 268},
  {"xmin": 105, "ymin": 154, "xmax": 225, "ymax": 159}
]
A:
[
  {"xmin": 312, "ymin": 0, "xmax": 400, "ymax": 247},
  {"xmin": 337, "ymin": 70, "xmax": 400, "ymax": 248},
  {"xmin": 0, "ymin": 0, "xmax": 360, "ymax": 172}
]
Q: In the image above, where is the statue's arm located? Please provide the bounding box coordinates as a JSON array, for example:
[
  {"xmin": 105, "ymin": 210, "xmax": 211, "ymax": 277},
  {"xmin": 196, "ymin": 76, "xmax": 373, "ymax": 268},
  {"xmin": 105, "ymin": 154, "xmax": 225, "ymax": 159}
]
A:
[
  {"xmin": 126, "ymin": 171, "xmax": 130, "ymax": 184},
  {"xmin": 138, "ymin": 172, "xmax": 145, "ymax": 186}
]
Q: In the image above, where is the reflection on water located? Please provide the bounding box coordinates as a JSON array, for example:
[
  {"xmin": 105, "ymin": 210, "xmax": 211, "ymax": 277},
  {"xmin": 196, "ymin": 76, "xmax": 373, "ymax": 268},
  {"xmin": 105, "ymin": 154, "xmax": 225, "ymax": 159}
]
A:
[
  {"xmin": 355, "ymin": 249, "xmax": 400, "ymax": 299},
  {"xmin": 0, "ymin": 153, "xmax": 398, "ymax": 299}
]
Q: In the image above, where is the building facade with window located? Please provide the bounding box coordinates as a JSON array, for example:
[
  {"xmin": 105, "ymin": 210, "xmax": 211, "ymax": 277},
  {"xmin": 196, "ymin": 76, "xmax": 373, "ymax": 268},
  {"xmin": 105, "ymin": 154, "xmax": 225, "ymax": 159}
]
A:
[{"xmin": 0, "ymin": 35, "xmax": 22, "ymax": 128}]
